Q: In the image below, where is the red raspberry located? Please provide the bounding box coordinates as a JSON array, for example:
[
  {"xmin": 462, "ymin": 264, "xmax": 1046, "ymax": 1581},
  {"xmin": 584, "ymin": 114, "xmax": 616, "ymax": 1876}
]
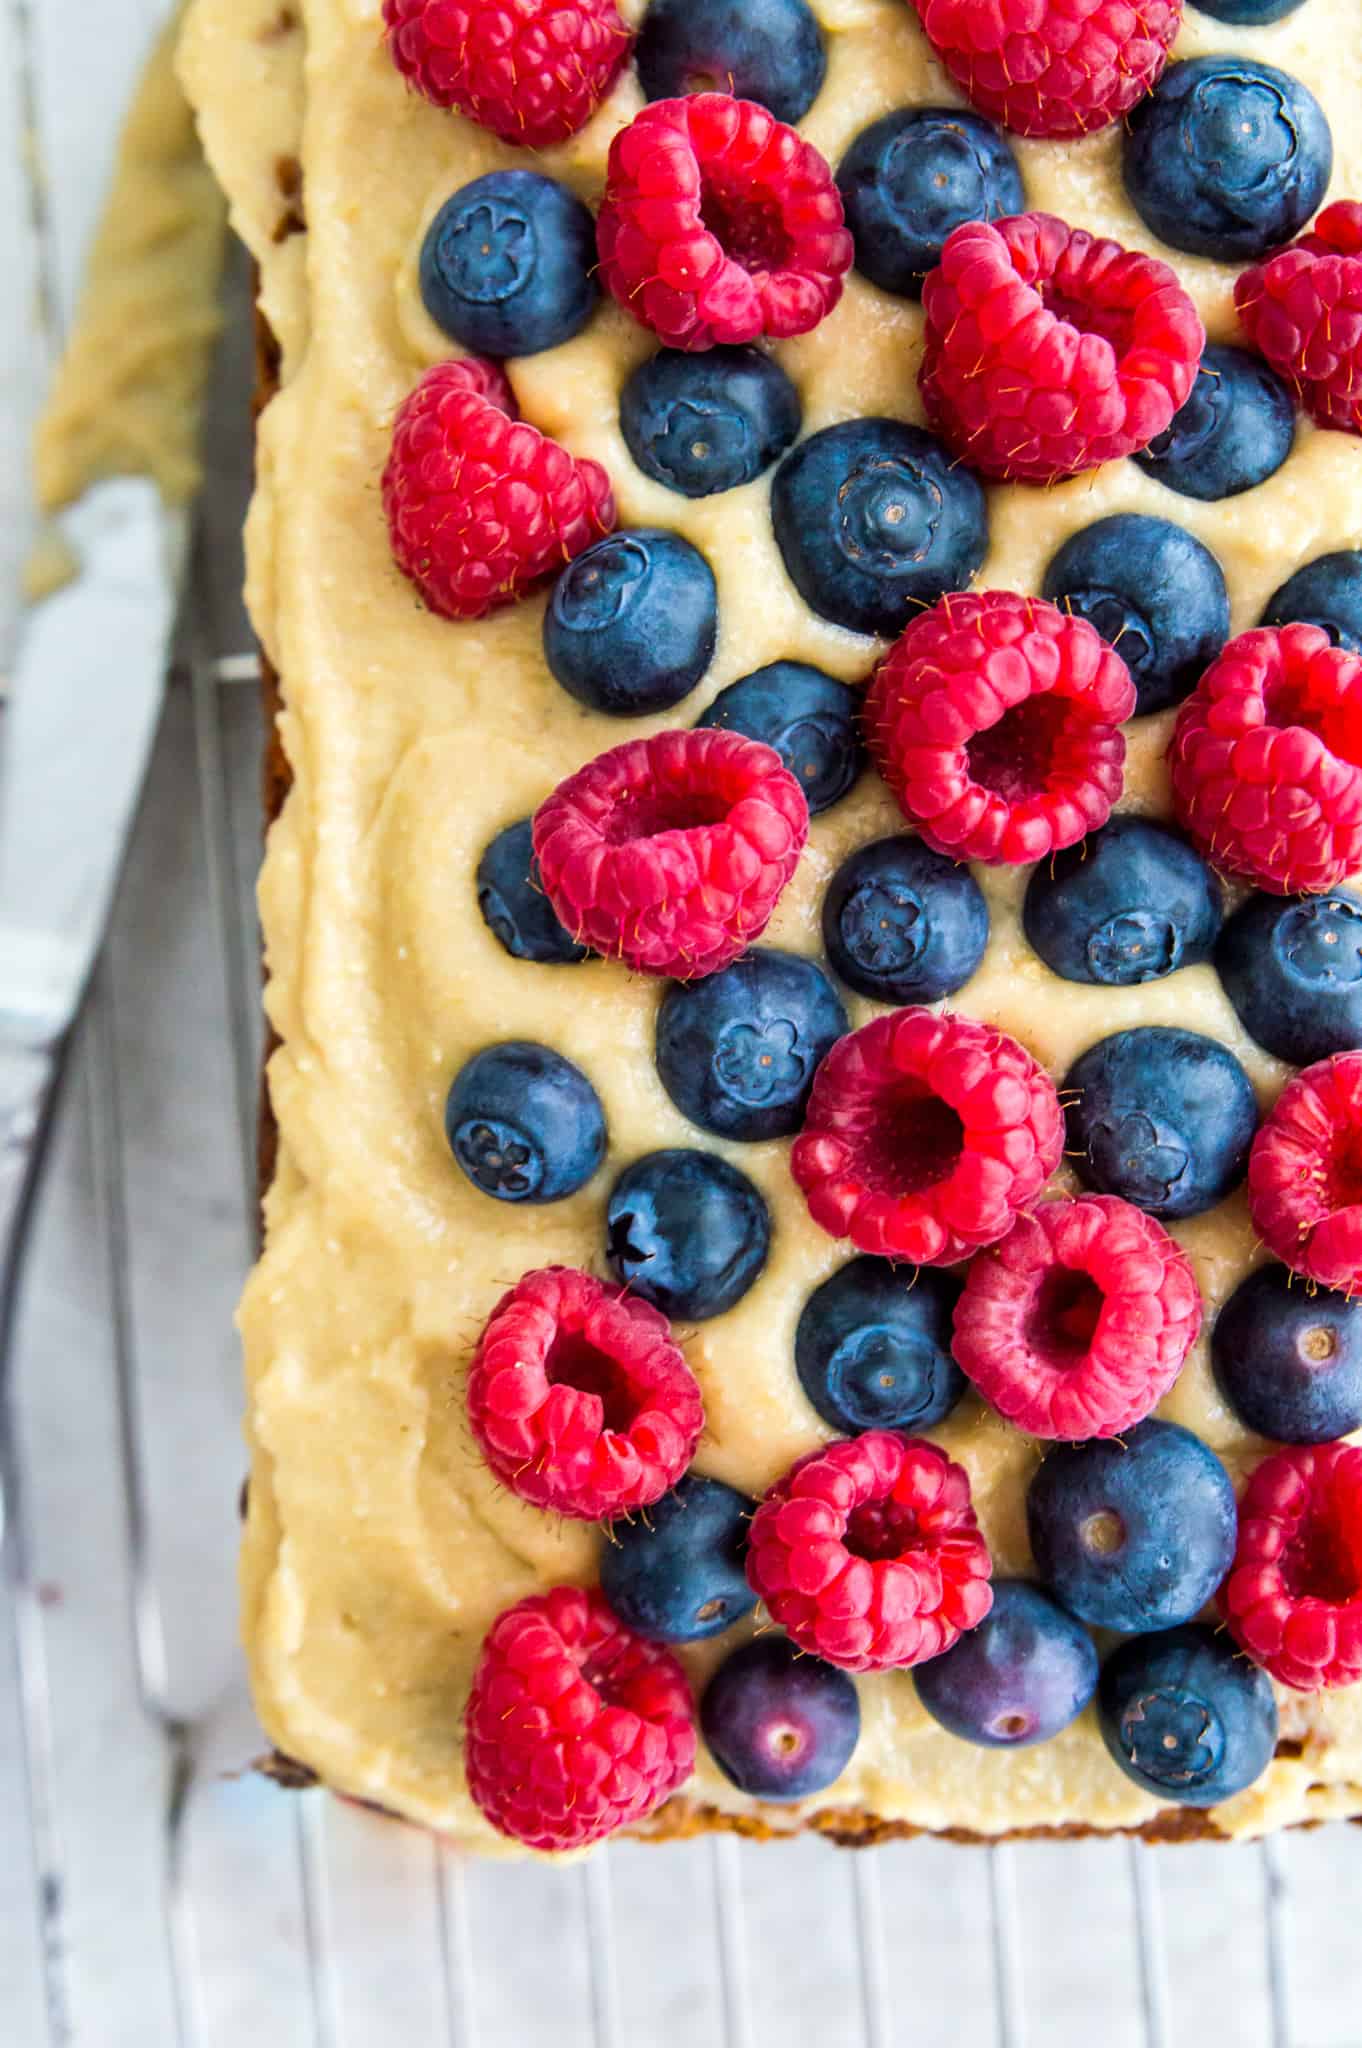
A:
[
  {"xmin": 791, "ymin": 1008, "xmax": 1063, "ymax": 1267},
  {"xmin": 1168, "ymin": 625, "xmax": 1362, "ymax": 896},
  {"xmin": 1222, "ymin": 1444, "xmax": 1362, "ymax": 1692},
  {"xmin": 532, "ymin": 728, "xmax": 808, "ymax": 979},
  {"xmin": 746, "ymin": 1433, "xmax": 992, "ymax": 1671},
  {"xmin": 465, "ymin": 1585, "xmax": 695, "ymax": 1849},
  {"xmin": 913, "ymin": 0, "xmax": 1181, "ymax": 140},
  {"xmin": 383, "ymin": 358, "xmax": 615, "ymax": 622},
  {"xmin": 383, "ymin": 0, "xmax": 631, "ymax": 147},
  {"xmin": 595, "ymin": 95, "xmax": 853, "ymax": 351},
  {"xmin": 919, "ymin": 212, "xmax": 1203, "ymax": 482},
  {"xmin": 1236, "ymin": 202, "xmax": 1362, "ymax": 438},
  {"xmin": 951, "ymin": 1196, "xmax": 1202, "ymax": 1440},
  {"xmin": 865, "ymin": 590, "xmax": 1135, "ymax": 865},
  {"xmin": 1248, "ymin": 1053, "xmax": 1362, "ymax": 1293},
  {"xmin": 467, "ymin": 1267, "xmax": 703, "ymax": 1519}
]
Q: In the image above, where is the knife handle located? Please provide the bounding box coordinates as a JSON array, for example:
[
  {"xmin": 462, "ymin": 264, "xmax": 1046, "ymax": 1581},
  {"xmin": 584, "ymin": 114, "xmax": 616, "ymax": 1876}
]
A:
[{"xmin": 0, "ymin": 1040, "xmax": 64, "ymax": 1367}]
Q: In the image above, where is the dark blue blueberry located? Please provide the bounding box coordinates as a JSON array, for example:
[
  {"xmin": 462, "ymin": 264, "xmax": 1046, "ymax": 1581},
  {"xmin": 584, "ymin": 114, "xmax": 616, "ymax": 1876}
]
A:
[
  {"xmin": 1023, "ymin": 818, "xmax": 1223, "ymax": 989},
  {"xmin": 701, "ymin": 1635, "xmax": 860, "ymax": 1798},
  {"xmin": 1262, "ymin": 550, "xmax": 1362, "ymax": 652},
  {"xmin": 1216, "ymin": 891, "xmax": 1362, "ymax": 1067},
  {"xmin": 1098, "ymin": 1624, "xmax": 1278, "ymax": 1806},
  {"xmin": 823, "ymin": 835, "xmax": 989, "ymax": 1006},
  {"xmin": 636, "ymin": 0, "xmax": 826, "ymax": 124},
  {"xmin": 1063, "ymin": 1026, "xmax": 1258, "ymax": 1219},
  {"xmin": 1213, "ymin": 1264, "xmax": 1362, "ymax": 1444},
  {"xmin": 419, "ymin": 170, "xmax": 597, "ymax": 357},
  {"xmin": 795, "ymin": 1256, "xmax": 966, "ymax": 1435},
  {"xmin": 605, "ymin": 1148, "xmax": 770, "ymax": 1320},
  {"xmin": 655, "ymin": 948, "xmax": 848, "ymax": 1143},
  {"xmin": 1027, "ymin": 1422, "xmax": 1237, "ymax": 1634},
  {"xmin": 476, "ymin": 818, "xmax": 591, "ymax": 965},
  {"xmin": 620, "ymin": 348, "xmax": 801, "ymax": 500},
  {"xmin": 771, "ymin": 419, "xmax": 989, "ymax": 639},
  {"xmin": 697, "ymin": 663, "xmax": 864, "ymax": 816},
  {"xmin": 1123, "ymin": 56, "xmax": 1332, "ymax": 262},
  {"xmin": 544, "ymin": 530, "xmax": 717, "ymax": 716},
  {"xmin": 600, "ymin": 1474, "xmax": 757, "ymax": 1642},
  {"xmin": 445, "ymin": 1041, "xmax": 605, "ymax": 1203},
  {"xmin": 836, "ymin": 106, "xmax": 1024, "ymax": 301},
  {"xmin": 1133, "ymin": 345, "xmax": 1295, "ymax": 502},
  {"xmin": 914, "ymin": 1582, "xmax": 1098, "ymax": 1749},
  {"xmin": 1191, "ymin": 0, "xmax": 1303, "ymax": 17},
  {"xmin": 1041, "ymin": 515, "xmax": 1230, "ymax": 717}
]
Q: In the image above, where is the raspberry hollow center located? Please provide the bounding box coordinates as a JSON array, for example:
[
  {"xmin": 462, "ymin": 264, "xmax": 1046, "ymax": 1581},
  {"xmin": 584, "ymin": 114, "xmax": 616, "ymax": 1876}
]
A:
[
  {"xmin": 700, "ymin": 178, "xmax": 792, "ymax": 276},
  {"xmin": 1325, "ymin": 1131, "xmax": 1362, "ymax": 1212},
  {"xmin": 1025, "ymin": 1267, "xmax": 1105, "ymax": 1369},
  {"xmin": 844, "ymin": 1495, "xmax": 918, "ymax": 1564},
  {"xmin": 1282, "ymin": 1466, "xmax": 1362, "ymax": 1605},
  {"xmin": 1263, "ymin": 671, "xmax": 1362, "ymax": 769},
  {"xmin": 600, "ymin": 789, "xmax": 731, "ymax": 843},
  {"xmin": 1040, "ymin": 280, "xmax": 1132, "ymax": 354},
  {"xmin": 965, "ymin": 695, "xmax": 1076, "ymax": 805},
  {"xmin": 858, "ymin": 1085, "xmax": 965, "ymax": 1196},
  {"xmin": 545, "ymin": 1330, "xmax": 642, "ymax": 1435}
]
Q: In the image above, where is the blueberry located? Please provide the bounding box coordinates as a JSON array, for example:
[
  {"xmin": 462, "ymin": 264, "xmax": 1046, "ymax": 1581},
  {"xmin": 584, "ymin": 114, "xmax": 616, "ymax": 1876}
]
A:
[
  {"xmin": 836, "ymin": 107, "xmax": 1024, "ymax": 301},
  {"xmin": 696, "ymin": 662, "xmax": 865, "ymax": 816},
  {"xmin": 1191, "ymin": 0, "xmax": 1303, "ymax": 17},
  {"xmin": 1216, "ymin": 891, "xmax": 1362, "ymax": 1067},
  {"xmin": 445, "ymin": 1041, "xmax": 606, "ymax": 1203},
  {"xmin": 606, "ymin": 1149, "xmax": 770, "ymax": 1320},
  {"xmin": 656, "ymin": 949, "xmax": 848, "ymax": 1143},
  {"xmin": 1041, "ymin": 515, "xmax": 1229, "ymax": 717},
  {"xmin": 621, "ymin": 347, "xmax": 801, "ymax": 500},
  {"xmin": 771, "ymin": 419, "xmax": 988, "ymax": 639},
  {"xmin": 1262, "ymin": 550, "xmax": 1362, "ymax": 652},
  {"xmin": 823, "ymin": 836, "xmax": 989, "ymax": 1006},
  {"xmin": 419, "ymin": 170, "xmax": 597, "ymax": 357},
  {"xmin": 1098, "ymin": 1624, "xmax": 1278, "ymax": 1806},
  {"xmin": 476, "ymin": 818, "xmax": 591, "ymax": 965},
  {"xmin": 701, "ymin": 1635, "xmax": 860, "ymax": 1799},
  {"xmin": 1123, "ymin": 56, "xmax": 1332, "ymax": 262},
  {"xmin": 544, "ymin": 530, "xmax": 717, "ymax": 716},
  {"xmin": 1063, "ymin": 1026, "xmax": 1258, "ymax": 1219},
  {"xmin": 636, "ymin": 0, "xmax": 827, "ymax": 124},
  {"xmin": 795, "ymin": 1256, "xmax": 966, "ymax": 1435},
  {"xmin": 1023, "ymin": 819, "xmax": 1223, "ymax": 989},
  {"xmin": 600, "ymin": 1473, "xmax": 757, "ymax": 1642},
  {"xmin": 914, "ymin": 1582, "xmax": 1098, "ymax": 1749},
  {"xmin": 1213, "ymin": 1264, "xmax": 1362, "ymax": 1444},
  {"xmin": 1133, "ymin": 346, "xmax": 1295, "ymax": 503}
]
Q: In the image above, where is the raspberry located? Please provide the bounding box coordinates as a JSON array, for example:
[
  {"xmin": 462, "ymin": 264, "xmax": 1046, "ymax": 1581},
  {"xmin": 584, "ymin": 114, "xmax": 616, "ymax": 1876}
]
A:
[
  {"xmin": 532, "ymin": 728, "xmax": 809, "ymax": 979},
  {"xmin": 746, "ymin": 1432, "xmax": 993, "ymax": 1672},
  {"xmin": 383, "ymin": 358, "xmax": 614, "ymax": 622},
  {"xmin": 1222, "ymin": 1444, "xmax": 1362, "ymax": 1692},
  {"xmin": 467, "ymin": 1267, "xmax": 703, "ymax": 1519},
  {"xmin": 465, "ymin": 1585, "xmax": 695, "ymax": 1849},
  {"xmin": 595, "ymin": 95, "xmax": 853, "ymax": 351},
  {"xmin": 1236, "ymin": 201, "xmax": 1362, "ymax": 438},
  {"xmin": 865, "ymin": 591, "xmax": 1136, "ymax": 866},
  {"xmin": 913, "ymin": 0, "xmax": 1180, "ymax": 140},
  {"xmin": 952, "ymin": 1196, "xmax": 1203, "ymax": 1440},
  {"xmin": 790, "ymin": 1008, "xmax": 1064, "ymax": 1266},
  {"xmin": 383, "ymin": 0, "xmax": 631, "ymax": 147},
  {"xmin": 1168, "ymin": 625, "xmax": 1362, "ymax": 896},
  {"xmin": 919, "ymin": 212, "xmax": 1203, "ymax": 482},
  {"xmin": 1248, "ymin": 1053, "xmax": 1362, "ymax": 1293}
]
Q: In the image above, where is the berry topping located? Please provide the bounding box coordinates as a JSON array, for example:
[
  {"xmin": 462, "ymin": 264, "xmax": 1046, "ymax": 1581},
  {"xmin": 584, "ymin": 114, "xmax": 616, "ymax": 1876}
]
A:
[
  {"xmin": 465, "ymin": 1585, "xmax": 694, "ymax": 1850},
  {"xmin": 791, "ymin": 1008, "xmax": 1064, "ymax": 1267},
  {"xmin": 1097, "ymin": 1624, "xmax": 1278, "ymax": 1806},
  {"xmin": 383, "ymin": 358, "xmax": 614, "ymax": 621},
  {"xmin": 914, "ymin": 1581, "xmax": 1098, "ymax": 1748},
  {"xmin": 476, "ymin": 818, "xmax": 591, "ymax": 965},
  {"xmin": 1168, "ymin": 624, "xmax": 1362, "ymax": 896},
  {"xmin": 1213, "ymin": 1264, "xmax": 1362, "ymax": 1446},
  {"xmin": 419, "ymin": 171, "xmax": 597, "ymax": 358},
  {"xmin": 822, "ymin": 836, "xmax": 990, "ymax": 1007},
  {"xmin": 865, "ymin": 590, "xmax": 1136, "ymax": 867},
  {"xmin": 1264, "ymin": 550, "xmax": 1362, "ymax": 653},
  {"xmin": 1193, "ymin": 0, "xmax": 1301, "ymax": 15},
  {"xmin": 746, "ymin": 1432, "xmax": 993, "ymax": 1672},
  {"xmin": 1063, "ymin": 1027, "xmax": 1258, "ymax": 1220},
  {"xmin": 1123, "ymin": 56, "xmax": 1332, "ymax": 263},
  {"xmin": 701, "ymin": 1636, "xmax": 860, "ymax": 1799},
  {"xmin": 919, "ymin": 213, "xmax": 1203, "ymax": 483},
  {"xmin": 836, "ymin": 107, "xmax": 1023, "ymax": 302},
  {"xmin": 697, "ymin": 663, "xmax": 865, "ymax": 817},
  {"xmin": 795, "ymin": 1257, "xmax": 967, "ymax": 1436},
  {"xmin": 771, "ymin": 419, "xmax": 988, "ymax": 639},
  {"xmin": 620, "ymin": 347, "xmax": 801, "ymax": 499},
  {"xmin": 1223, "ymin": 1443, "xmax": 1362, "ymax": 1690},
  {"xmin": 445, "ymin": 1041, "xmax": 606, "ymax": 1203},
  {"xmin": 595, "ymin": 95, "xmax": 852, "ymax": 351},
  {"xmin": 1236, "ymin": 201, "xmax": 1362, "ymax": 440},
  {"xmin": 1023, "ymin": 818, "xmax": 1223, "ymax": 989},
  {"xmin": 1216, "ymin": 891, "xmax": 1362, "ymax": 1068},
  {"xmin": 1041, "ymin": 515, "xmax": 1229, "ymax": 719},
  {"xmin": 1027, "ymin": 1420, "xmax": 1236, "ymax": 1632},
  {"xmin": 1133, "ymin": 344, "xmax": 1295, "ymax": 503},
  {"xmin": 600, "ymin": 1472, "xmax": 756, "ymax": 1642},
  {"xmin": 953, "ymin": 1196, "xmax": 1202, "ymax": 1441},
  {"xmin": 636, "ymin": 0, "xmax": 827, "ymax": 126},
  {"xmin": 1248, "ymin": 1052, "xmax": 1362, "ymax": 1292},
  {"xmin": 655, "ymin": 947, "xmax": 848, "ymax": 1143},
  {"xmin": 466, "ymin": 1267, "xmax": 703, "ymax": 1519},
  {"xmin": 532, "ymin": 728, "xmax": 808, "ymax": 980},
  {"xmin": 383, "ymin": 0, "xmax": 631, "ymax": 146},
  {"xmin": 913, "ymin": 0, "xmax": 1180, "ymax": 141},
  {"xmin": 606, "ymin": 1148, "xmax": 770, "ymax": 1319},
  {"xmin": 543, "ymin": 530, "xmax": 717, "ymax": 717}
]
